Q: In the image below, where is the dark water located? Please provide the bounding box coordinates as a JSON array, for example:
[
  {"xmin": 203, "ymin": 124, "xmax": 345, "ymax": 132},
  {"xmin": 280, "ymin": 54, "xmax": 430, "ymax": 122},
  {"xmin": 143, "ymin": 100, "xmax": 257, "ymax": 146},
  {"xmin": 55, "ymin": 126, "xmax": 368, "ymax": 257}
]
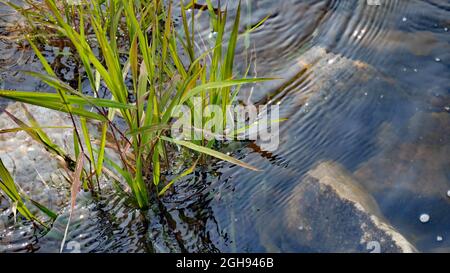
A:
[{"xmin": 1, "ymin": 0, "xmax": 450, "ymax": 252}]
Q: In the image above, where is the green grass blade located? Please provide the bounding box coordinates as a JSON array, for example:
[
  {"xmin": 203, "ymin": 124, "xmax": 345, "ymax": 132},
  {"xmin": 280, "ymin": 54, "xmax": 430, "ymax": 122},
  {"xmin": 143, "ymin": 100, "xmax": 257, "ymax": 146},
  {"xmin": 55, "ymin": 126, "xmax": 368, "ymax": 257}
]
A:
[
  {"xmin": 0, "ymin": 158, "xmax": 35, "ymax": 221},
  {"xmin": 29, "ymin": 199, "xmax": 58, "ymax": 220},
  {"xmin": 158, "ymin": 158, "xmax": 198, "ymax": 196},
  {"xmin": 0, "ymin": 91, "xmax": 108, "ymax": 121},
  {"xmin": 4, "ymin": 109, "xmax": 68, "ymax": 159},
  {"xmin": 80, "ymin": 117, "xmax": 96, "ymax": 173},
  {"xmin": 152, "ymin": 147, "xmax": 160, "ymax": 186},
  {"xmin": 96, "ymin": 122, "xmax": 108, "ymax": 178},
  {"xmin": 0, "ymin": 126, "xmax": 71, "ymax": 134},
  {"xmin": 161, "ymin": 136, "xmax": 260, "ymax": 171},
  {"xmin": 0, "ymin": 89, "xmax": 134, "ymax": 110},
  {"xmin": 180, "ymin": 78, "xmax": 276, "ymax": 103}
]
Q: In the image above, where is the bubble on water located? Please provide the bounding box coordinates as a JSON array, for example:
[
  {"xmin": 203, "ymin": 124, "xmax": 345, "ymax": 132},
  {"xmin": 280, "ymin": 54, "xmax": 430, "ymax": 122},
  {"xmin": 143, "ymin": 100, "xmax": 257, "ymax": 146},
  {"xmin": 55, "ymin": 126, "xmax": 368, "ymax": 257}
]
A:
[
  {"xmin": 444, "ymin": 27, "xmax": 448, "ymax": 32},
  {"xmin": 437, "ymin": 236, "xmax": 443, "ymax": 242},
  {"xmin": 419, "ymin": 213, "xmax": 430, "ymax": 223},
  {"xmin": 402, "ymin": 17, "xmax": 407, "ymax": 22},
  {"xmin": 447, "ymin": 190, "xmax": 450, "ymax": 198},
  {"xmin": 208, "ymin": 32, "xmax": 217, "ymax": 40},
  {"xmin": 435, "ymin": 57, "xmax": 441, "ymax": 62}
]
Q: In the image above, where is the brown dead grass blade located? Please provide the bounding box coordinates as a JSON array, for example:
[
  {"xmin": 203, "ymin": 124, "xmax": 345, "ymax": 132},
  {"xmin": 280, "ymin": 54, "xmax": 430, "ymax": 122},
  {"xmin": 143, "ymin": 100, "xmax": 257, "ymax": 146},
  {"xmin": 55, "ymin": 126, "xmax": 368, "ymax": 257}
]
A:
[{"xmin": 60, "ymin": 152, "xmax": 84, "ymax": 253}]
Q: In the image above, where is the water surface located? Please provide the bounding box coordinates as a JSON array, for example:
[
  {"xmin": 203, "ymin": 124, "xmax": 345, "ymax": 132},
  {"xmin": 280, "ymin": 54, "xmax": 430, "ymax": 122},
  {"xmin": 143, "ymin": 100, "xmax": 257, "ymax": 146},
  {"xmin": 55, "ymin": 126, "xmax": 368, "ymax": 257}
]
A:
[{"xmin": 1, "ymin": 0, "xmax": 449, "ymax": 253}]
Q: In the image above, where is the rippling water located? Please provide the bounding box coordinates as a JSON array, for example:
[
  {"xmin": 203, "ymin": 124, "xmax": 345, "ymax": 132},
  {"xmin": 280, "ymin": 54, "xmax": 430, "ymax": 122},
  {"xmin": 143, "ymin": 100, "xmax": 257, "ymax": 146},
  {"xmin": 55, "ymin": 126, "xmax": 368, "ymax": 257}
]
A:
[{"xmin": 1, "ymin": 0, "xmax": 450, "ymax": 253}]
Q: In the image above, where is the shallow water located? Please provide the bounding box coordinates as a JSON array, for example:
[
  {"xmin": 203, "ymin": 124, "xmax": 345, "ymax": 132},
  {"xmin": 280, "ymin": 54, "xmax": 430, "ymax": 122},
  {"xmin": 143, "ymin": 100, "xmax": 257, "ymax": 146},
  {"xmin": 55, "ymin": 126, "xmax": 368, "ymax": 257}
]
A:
[{"xmin": 1, "ymin": 0, "xmax": 450, "ymax": 253}]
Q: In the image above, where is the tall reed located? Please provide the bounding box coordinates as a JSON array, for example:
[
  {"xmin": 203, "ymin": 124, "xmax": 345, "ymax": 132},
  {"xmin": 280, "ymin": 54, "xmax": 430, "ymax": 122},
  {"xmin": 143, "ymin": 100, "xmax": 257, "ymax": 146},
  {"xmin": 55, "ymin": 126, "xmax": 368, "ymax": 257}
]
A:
[{"xmin": 0, "ymin": 0, "xmax": 269, "ymax": 223}]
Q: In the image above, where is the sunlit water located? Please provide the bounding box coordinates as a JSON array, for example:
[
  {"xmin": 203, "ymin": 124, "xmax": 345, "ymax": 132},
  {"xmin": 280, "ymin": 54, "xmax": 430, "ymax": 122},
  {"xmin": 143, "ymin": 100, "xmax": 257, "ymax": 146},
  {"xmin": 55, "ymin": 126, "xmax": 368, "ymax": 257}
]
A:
[{"xmin": 1, "ymin": 0, "xmax": 449, "ymax": 252}]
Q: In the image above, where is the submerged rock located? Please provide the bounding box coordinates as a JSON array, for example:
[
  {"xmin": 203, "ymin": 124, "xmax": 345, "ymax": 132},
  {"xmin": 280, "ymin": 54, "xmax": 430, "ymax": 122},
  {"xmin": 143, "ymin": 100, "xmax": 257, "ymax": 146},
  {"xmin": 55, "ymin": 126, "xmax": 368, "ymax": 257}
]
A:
[
  {"xmin": 0, "ymin": 102, "xmax": 134, "ymax": 252},
  {"xmin": 0, "ymin": 102, "xmax": 75, "ymax": 215},
  {"xmin": 352, "ymin": 111, "xmax": 450, "ymax": 251},
  {"xmin": 38, "ymin": 192, "xmax": 148, "ymax": 253},
  {"xmin": 0, "ymin": 102, "xmax": 75, "ymax": 252},
  {"xmin": 259, "ymin": 161, "xmax": 416, "ymax": 253},
  {"xmin": 355, "ymin": 112, "xmax": 450, "ymax": 197}
]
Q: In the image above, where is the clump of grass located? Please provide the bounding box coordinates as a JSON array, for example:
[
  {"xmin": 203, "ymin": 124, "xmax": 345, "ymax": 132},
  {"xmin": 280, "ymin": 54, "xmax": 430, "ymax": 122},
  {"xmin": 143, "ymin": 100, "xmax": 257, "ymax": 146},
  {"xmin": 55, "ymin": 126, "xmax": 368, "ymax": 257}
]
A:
[{"xmin": 0, "ymin": 0, "xmax": 269, "ymax": 223}]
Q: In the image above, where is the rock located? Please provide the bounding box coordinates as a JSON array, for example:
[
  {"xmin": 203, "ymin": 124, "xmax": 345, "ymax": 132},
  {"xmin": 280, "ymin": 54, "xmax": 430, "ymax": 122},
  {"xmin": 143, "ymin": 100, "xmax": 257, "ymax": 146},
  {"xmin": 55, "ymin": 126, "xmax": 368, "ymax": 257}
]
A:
[
  {"xmin": 354, "ymin": 112, "xmax": 450, "ymax": 197},
  {"xmin": 0, "ymin": 102, "xmax": 123, "ymax": 212},
  {"xmin": 0, "ymin": 102, "xmax": 76, "ymax": 214},
  {"xmin": 282, "ymin": 161, "xmax": 416, "ymax": 253},
  {"xmin": 37, "ymin": 192, "xmax": 148, "ymax": 253},
  {"xmin": 362, "ymin": 30, "xmax": 450, "ymax": 57},
  {"xmin": 0, "ymin": 102, "xmax": 73, "ymax": 252},
  {"xmin": 0, "ymin": 103, "xmax": 135, "ymax": 252}
]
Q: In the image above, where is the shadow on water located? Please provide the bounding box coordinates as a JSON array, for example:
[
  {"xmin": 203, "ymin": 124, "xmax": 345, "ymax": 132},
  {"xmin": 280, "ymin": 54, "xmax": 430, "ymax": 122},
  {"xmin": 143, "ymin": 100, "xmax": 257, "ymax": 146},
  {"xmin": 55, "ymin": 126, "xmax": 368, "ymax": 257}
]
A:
[{"xmin": 1, "ymin": 0, "xmax": 450, "ymax": 252}]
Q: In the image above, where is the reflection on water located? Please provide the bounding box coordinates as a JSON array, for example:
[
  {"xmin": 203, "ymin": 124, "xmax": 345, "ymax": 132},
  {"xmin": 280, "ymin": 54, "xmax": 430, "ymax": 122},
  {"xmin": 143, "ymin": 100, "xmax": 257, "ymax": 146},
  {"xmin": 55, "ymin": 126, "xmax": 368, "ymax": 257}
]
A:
[{"xmin": 1, "ymin": 0, "xmax": 450, "ymax": 252}]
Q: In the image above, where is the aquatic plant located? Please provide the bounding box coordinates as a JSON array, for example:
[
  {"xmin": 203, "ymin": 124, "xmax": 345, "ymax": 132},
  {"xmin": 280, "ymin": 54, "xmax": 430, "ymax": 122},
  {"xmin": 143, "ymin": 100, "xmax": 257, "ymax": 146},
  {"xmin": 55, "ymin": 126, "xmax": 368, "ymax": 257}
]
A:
[{"xmin": 0, "ymin": 0, "xmax": 269, "ymax": 223}]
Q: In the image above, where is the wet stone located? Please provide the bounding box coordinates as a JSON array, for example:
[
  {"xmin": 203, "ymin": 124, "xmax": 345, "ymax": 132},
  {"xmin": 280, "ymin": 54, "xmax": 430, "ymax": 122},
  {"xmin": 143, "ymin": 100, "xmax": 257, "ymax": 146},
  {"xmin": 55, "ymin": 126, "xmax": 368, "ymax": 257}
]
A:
[
  {"xmin": 281, "ymin": 162, "xmax": 416, "ymax": 253},
  {"xmin": 0, "ymin": 102, "xmax": 75, "ymax": 214},
  {"xmin": 355, "ymin": 112, "xmax": 450, "ymax": 197},
  {"xmin": 0, "ymin": 103, "xmax": 130, "ymax": 253}
]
